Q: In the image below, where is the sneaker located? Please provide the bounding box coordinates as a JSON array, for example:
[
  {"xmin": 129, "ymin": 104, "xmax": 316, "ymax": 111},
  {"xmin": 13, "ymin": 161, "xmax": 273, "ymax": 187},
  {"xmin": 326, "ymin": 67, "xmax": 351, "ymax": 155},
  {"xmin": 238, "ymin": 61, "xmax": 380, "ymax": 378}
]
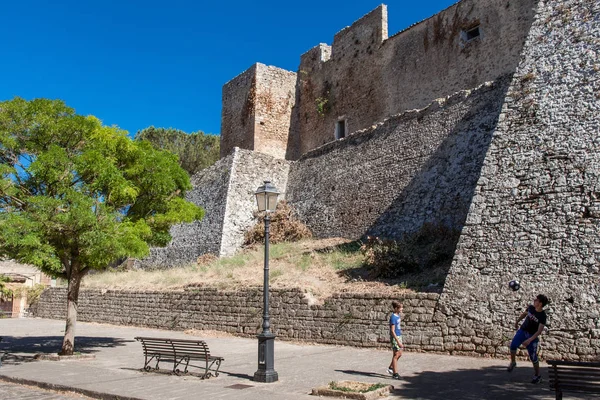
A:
[
  {"xmin": 387, "ymin": 367, "xmax": 394, "ymax": 375},
  {"xmin": 531, "ymin": 375, "xmax": 542, "ymax": 384},
  {"xmin": 506, "ymin": 361, "xmax": 516, "ymax": 372},
  {"xmin": 392, "ymin": 373, "xmax": 401, "ymax": 380}
]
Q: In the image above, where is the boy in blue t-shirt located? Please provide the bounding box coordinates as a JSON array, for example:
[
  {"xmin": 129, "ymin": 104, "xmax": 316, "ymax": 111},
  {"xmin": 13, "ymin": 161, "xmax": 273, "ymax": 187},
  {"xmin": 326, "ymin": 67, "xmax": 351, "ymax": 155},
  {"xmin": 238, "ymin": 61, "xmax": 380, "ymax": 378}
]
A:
[
  {"xmin": 387, "ymin": 301, "xmax": 404, "ymax": 380},
  {"xmin": 507, "ymin": 294, "xmax": 549, "ymax": 384}
]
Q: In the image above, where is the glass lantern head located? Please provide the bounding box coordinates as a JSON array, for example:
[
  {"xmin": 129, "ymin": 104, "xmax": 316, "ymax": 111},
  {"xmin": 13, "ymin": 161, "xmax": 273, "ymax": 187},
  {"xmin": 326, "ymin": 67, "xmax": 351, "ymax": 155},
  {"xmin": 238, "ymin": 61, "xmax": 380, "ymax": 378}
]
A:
[{"xmin": 255, "ymin": 181, "xmax": 280, "ymax": 212}]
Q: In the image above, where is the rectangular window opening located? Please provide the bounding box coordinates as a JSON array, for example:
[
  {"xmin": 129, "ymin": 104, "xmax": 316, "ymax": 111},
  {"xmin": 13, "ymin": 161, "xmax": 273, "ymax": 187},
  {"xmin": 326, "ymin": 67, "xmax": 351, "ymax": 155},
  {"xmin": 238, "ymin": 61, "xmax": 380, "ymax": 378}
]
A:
[
  {"xmin": 465, "ymin": 26, "xmax": 480, "ymax": 41},
  {"xmin": 335, "ymin": 119, "xmax": 346, "ymax": 140}
]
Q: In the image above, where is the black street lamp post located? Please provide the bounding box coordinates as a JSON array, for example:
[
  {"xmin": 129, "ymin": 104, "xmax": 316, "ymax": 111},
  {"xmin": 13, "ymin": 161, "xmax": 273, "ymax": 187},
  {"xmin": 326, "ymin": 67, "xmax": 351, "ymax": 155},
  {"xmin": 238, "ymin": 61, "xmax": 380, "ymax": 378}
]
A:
[{"xmin": 253, "ymin": 180, "xmax": 279, "ymax": 383}]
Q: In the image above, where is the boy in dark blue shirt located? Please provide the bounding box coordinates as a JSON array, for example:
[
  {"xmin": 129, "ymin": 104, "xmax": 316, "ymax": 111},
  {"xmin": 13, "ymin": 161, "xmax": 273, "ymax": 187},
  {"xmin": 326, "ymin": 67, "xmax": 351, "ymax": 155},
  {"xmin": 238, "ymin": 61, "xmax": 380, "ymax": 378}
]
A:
[{"xmin": 507, "ymin": 294, "xmax": 549, "ymax": 384}]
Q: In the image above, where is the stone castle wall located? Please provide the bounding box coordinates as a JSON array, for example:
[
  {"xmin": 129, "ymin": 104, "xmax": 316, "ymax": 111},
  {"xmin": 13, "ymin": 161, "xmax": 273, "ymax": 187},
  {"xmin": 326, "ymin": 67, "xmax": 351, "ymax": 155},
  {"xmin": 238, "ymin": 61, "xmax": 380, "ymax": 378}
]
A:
[
  {"xmin": 222, "ymin": 1, "xmax": 538, "ymax": 160},
  {"xmin": 220, "ymin": 67, "xmax": 256, "ymax": 159},
  {"xmin": 256, "ymin": 0, "xmax": 535, "ymax": 160},
  {"xmin": 252, "ymin": 65, "xmax": 297, "ymax": 159},
  {"xmin": 439, "ymin": 0, "xmax": 600, "ymax": 359},
  {"xmin": 134, "ymin": 0, "xmax": 600, "ymax": 359},
  {"xmin": 136, "ymin": 154, "xmax": 235, "ymax": 267},
  {"xmin": 36, "ymin": 287, "xmax": 585, "ymax": 360},
  {"xmin": 219, "ymin": 148, "xmax": 290, "ymax": 256},
  {"xmin": 295, "ymin": 0, "xmax": 538, "ymax": 158},
  {"xmin": 287, "ymin": 76, "xmax": 510, "ymax": 240},
  {"xmin": 138, "ymin": 148, "xmax": 290, "ymax": 264}
]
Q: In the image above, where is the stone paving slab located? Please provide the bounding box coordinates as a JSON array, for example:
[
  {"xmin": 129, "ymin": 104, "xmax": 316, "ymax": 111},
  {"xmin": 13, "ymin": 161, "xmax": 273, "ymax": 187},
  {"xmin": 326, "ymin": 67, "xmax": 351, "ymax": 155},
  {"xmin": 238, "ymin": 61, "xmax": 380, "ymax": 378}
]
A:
[
  {"xmin": 0, "ymin": 380, "xmax": 93, "ymax": 400},
  {"xmin": 0, "ymin": 318, "xmax": 583, "ymax": 399}
]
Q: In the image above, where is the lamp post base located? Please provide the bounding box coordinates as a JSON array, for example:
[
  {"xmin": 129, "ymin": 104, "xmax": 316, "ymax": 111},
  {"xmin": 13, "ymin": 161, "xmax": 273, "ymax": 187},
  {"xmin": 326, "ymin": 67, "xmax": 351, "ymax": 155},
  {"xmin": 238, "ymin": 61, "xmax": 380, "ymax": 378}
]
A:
[
  {"xmin": 253, "ymin": 369, "xmax": 279, "ymax": 383},
  {"xmin": 253, "ymin": 332, "xmax": 278, "ymax": 383}
]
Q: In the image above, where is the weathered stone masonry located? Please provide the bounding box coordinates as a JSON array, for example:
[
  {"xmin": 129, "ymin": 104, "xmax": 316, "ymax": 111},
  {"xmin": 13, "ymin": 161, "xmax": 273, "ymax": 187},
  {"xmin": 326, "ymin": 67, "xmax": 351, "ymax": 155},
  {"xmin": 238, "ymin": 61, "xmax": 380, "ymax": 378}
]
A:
[
  {"xmin": 129, "ymin": 0, "xmax": 599, "ymax": 359},
  {"xmin": 137, "ymin": 148, "xmax": 290, "ymax": 266},
  {"xmin": 287, "ymin": 78, "xmax": 510, "ymax": 241},
  {"xmin": 292, "ymin": 0, "xmax": 537, "ymax": 159},
  {"xmin": 221, "ymin": 64, "xmax": 297, "ymax": 159},
  {"xmin": 38, "ymin": 289, "xmax": 438, "ymax": 348},
  {"xmin": 439, "ymin": 0, "xmax": 600, "ymax": 361},
  {"xmin": 36, "ymin": 286, "xmax": 568, "ymax": 360}
]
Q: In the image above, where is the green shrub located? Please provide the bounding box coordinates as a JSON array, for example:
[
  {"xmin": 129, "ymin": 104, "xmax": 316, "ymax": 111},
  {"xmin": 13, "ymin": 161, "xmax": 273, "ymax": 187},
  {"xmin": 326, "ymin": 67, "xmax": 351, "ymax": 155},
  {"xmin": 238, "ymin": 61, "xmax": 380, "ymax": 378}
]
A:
[
  {"xmin": 361, "ymin": 223, "xmax": 460, "ymax": 279},
  {"xmin": 328, "ymin": 381, "xmax": 387, "ymax": 393},
  {"xmin": 28, "ymin": 284, "xmax": 46, "ymax": 305},
  {"xmin": 0, "ymin": 275, "xmax": 11, "ymax": 299},
  {"xmin": 11, "ymin": 283, "xmax": 46, "ymax": 305}
]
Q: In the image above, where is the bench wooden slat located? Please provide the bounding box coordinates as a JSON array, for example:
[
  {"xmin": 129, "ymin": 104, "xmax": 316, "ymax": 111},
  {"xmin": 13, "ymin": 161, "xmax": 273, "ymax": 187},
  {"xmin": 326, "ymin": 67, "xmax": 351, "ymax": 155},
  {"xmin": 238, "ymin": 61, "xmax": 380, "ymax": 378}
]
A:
[
  {"xmin": 547, "ymin": 359, "xmax": 600, "ymax": 400},
  {"xmin": 135, "ymin": 337, "xmax": 202, "ymax": 342},
  {"xmin": 548, "ymin": 360, "xmax": 600, "ymax": 368},
  {"xmin": 550, "ymin": 373, "xmax": 600, "ymax": 381},
  {"xmin": 550, "ymin": 383, "xmax": 600, "ymax": 392},
  {"xmin": 142, "ymin": 345, "xmax": 175, "ymax": 350},
  {"xmin": 135, "ymin": 336, "xmax": 223, "ymax": 379},
  {"xmin": 548, "ymin": 367, "xmax": 600, "ymax": 372},
  {"xmin": 550, "ymin": 368, "xmax": 600, "ymax": 375},
  {"xmin": 550, "ymin": 379, "xmax": 600, "ymax": 387}
]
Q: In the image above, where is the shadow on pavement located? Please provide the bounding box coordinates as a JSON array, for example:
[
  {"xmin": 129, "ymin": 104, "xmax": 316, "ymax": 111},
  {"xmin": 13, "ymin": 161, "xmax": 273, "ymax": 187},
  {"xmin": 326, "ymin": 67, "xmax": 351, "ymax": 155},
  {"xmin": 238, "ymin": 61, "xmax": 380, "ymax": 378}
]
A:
[
  {"xmin": 218, "ymin": 370, "xmax": 254, "ymax": 380},
  {"xmin": 337, "ymin": 366, "xmax": 588, "ymax": 399},
  {"xmin": 0, "ymin": 335, "xmax": 132, "ymax": 355},
  {"xmin": 335, "ymin": 369, "xmax": 389, "ymax": 379}
]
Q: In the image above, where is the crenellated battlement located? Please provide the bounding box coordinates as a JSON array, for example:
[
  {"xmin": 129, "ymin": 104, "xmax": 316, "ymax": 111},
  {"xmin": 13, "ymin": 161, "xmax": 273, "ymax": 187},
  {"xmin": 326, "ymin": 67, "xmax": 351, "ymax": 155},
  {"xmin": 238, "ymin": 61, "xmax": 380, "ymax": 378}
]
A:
[
  {"xmin": 221, "ymin": 0, "xmax": 539, "ymax": 160},
  {"xmin": 299, "ymin": 5, "xmax": 387, "ymax": 73},
  {"xmin": 331, "ymin": 4, "xmax": 388, "ymax": 62},
  {"xmin": 299, "ymin": 44, "xmax": 331, "ymax": 75}
]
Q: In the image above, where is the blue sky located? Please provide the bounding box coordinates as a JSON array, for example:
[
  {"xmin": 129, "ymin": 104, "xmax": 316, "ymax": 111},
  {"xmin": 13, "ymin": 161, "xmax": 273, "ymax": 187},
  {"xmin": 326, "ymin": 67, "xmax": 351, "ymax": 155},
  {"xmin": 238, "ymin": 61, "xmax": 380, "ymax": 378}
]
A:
[{"xmin": 2, "ymin": 1, "xmax": 457, "ymax": 137}]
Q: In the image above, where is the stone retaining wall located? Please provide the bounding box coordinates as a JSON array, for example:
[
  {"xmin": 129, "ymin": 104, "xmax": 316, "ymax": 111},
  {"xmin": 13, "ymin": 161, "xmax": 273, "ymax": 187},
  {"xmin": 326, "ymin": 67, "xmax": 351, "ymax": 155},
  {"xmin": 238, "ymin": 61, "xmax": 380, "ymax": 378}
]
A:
[
  {"xmin": 36, "ymin": 287, "xmax": 577, "ymax": 360},
  {"xmin": 37, "ymin": 288, "xmax": 433, "ymax": 348}
]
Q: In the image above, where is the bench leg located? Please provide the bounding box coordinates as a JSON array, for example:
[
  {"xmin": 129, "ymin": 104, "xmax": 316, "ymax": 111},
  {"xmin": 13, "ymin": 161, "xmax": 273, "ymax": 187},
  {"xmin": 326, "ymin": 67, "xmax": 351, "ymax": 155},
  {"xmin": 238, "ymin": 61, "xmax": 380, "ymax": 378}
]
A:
[
  {"xmin": 143, "ymin": 355, "xmax": 158, "ymax": 371},
  {"xmin": 173, "ymin": 357, "xmax": 190, "ymax": 375},
  {"xmin": 199, "ymin": 359, "xmax": 222, "ymax": 379},
  {"xmin": 173, "ymin": 357, "xmax": 182, "ymax": 374},
  {"xmin": 208, "ymin": 359, "xmax": 222, "ymax": 378},
  {"xmin": 200, "ymin": 361, "xmax": 209, "ymax": 379},
  {"xmin": 556, "ymin": 389, "xmax": 562, "ymax": 400}
]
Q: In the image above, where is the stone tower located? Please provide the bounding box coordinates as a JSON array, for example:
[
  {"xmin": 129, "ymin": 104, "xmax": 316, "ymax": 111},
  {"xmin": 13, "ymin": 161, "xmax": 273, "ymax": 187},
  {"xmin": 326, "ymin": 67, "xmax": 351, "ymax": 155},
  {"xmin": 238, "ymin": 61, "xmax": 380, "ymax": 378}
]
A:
[{"xmin": 220, "ymin": 63, "xmax": 296, "ymax": 159}]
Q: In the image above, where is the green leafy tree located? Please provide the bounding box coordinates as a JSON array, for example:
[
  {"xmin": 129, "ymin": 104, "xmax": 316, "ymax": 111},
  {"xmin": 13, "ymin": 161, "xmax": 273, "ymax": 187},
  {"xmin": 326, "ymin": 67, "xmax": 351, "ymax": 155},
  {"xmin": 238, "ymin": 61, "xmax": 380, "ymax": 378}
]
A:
[
  {"xmin": 135, "ymin": 126, "xmax": 220, "ymax": 176},
  {"xmin": 0, "ymin": 98, "xmax": 204, "ymax": 355},
  {"xmin": 0, "ymin": 274, "xmax": 11, "ymax": 299}
]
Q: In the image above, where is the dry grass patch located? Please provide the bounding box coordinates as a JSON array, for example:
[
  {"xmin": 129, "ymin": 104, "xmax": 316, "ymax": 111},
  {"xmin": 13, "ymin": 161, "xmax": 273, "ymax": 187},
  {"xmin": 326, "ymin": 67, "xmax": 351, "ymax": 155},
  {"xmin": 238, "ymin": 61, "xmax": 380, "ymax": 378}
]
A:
[
  {"xmin": 82, "ymin": 237, "xmax": 445, "ymax": 301},
  {"xmin": 82, "ymin": 238, "xmax": 406, "ymax": 300}
]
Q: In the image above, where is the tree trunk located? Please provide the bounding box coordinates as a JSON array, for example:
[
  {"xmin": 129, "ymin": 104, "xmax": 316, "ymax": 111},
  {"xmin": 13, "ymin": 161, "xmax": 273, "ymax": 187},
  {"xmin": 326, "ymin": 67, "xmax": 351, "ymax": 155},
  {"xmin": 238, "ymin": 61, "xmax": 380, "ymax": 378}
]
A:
[{"xmin": 60, "ymin": 270, "xmax": 82, "ymax": 355}]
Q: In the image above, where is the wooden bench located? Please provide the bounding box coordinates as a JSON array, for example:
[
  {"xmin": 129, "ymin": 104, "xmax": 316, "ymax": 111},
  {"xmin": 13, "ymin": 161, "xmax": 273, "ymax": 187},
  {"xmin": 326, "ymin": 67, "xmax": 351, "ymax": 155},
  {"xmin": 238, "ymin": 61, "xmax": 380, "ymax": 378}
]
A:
[
  {"xmin": 135, "ymin": 336, "xmax": 223, "ymax": 379},
  {"xmin": 548, "ymin": 360, "xmax": 600, "ymax": 400}
]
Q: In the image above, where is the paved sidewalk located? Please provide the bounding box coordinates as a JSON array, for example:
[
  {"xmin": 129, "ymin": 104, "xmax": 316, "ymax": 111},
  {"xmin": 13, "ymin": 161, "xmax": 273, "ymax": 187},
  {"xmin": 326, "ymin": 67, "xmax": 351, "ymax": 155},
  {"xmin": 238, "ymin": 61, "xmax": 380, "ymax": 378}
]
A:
[
  {"xmin": 0, "ymin": 380, "xmax": 92, "ymax": 399},
  {"xmin": 0, "ymin": 318, "xmax": 569, "ymax": 399}
]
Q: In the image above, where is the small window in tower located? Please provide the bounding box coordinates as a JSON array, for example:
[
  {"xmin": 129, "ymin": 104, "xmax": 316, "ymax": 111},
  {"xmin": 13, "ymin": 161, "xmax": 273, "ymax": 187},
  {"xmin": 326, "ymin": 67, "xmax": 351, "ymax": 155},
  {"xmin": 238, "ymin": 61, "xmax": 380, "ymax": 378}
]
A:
[
  {"xmin": 466, "ymin": 26, "xmax": 480, "ymax": 41},
  {"xmin": 459, "ymin": 25, "xmax": 482, "ymax": 48},
  {"xmin": 335, "ymin": 119, "xmax": 346, "ymax": 140}
]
